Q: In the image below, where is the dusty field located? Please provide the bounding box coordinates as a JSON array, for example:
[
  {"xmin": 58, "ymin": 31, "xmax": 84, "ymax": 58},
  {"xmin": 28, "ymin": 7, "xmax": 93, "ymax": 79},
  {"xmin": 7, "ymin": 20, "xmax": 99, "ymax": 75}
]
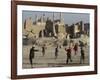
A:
[{"xmin": 22, "ymin": 38, "xmax": 89, "ymax": 69}]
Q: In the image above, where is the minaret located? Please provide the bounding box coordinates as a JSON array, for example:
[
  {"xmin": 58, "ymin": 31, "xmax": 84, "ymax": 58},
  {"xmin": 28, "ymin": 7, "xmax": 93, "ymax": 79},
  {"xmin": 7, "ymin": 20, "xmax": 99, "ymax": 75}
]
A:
[
  {"xmin": 41, "ymin": 14, "xmax": 43, "ymax": 23},
  {"xmin": 24, "ymin": 19, "xmax": 26, "ymax": 29},
  {"xmin": 53, "ymin": 12, "xmax": 56, "ymax": 36},
  {"xmin": 81, "ymin": 21, "xmax": 84, "ymax": 32},
  {"xmin": 35, "ymin": 15, "xmax": 37, "ymax": 21},
  {"xmin": 43, "ymin": 13, "xmax": 45, "ymax": 22},
  {"xmin": 60, "ymin": 12, "xmax": 61, "ymax": 23},
  {"xmin": 53, "ymin": 12, "xmax": 54, "ymax": 22},
  {"xmin": 35, "ymin": 14, "xmax": 38, "ymax": 23}
]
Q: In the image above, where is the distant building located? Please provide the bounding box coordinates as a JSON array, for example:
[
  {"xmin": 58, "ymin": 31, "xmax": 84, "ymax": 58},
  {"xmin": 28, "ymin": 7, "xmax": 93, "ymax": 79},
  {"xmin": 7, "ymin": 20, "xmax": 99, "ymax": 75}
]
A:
[
  {"xmin": 65, "ymin": 21, "xmax": 88, "ymax": 38},
  {"xmin": 23, "ymin": 17, "xmax": 45, "ymax": 38},
  {"xmin": 23, "ymin": 13, "xmax": 66, "ymax": 39},
  {"xmin": 67, "ymin": 24, "xmax": 74, "ymax": 38},
  {"xmin": 74, "ymin": 21, "xmax": 83, "ymax": 38},
  {"xmin": 23, "ymin": 14, "xmax": 89, "ymax": 39},
  {"xmin": 84, "ymin": 23, "xmax": 90, "ymax": 36},
  {"xmin": 54, "ymin": 20, "xmax": 66, "ymax": 39},
  {"xmin": 44, "ymin": 17, "xmax": 53, "ymax": 37}
]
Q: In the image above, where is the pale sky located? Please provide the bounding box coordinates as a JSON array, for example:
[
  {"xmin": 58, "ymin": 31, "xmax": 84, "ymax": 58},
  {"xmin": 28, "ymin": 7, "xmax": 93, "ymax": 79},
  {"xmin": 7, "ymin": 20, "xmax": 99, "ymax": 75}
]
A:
[{"xmin": 22, "ymin": 10, "xmax": 90, "ymax": 26}]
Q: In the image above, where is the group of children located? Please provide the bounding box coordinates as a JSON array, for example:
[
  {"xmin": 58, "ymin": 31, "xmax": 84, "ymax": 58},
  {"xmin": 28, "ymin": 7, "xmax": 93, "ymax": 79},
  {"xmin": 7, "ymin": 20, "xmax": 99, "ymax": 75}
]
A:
[
  {"xmin": 65, "ymin": 42, "xmax": 85, "ymax": 64},
  {"xmin": 29, "ymin": 40, "xmax": 86, "ymax": 68}
]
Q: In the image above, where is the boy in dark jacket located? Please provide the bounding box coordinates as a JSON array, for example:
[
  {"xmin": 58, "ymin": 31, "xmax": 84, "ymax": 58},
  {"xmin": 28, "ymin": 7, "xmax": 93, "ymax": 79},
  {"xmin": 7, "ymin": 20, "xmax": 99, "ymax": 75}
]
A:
[
  {"xmin": 65, "ymin": 47, "xmax": 72, "ymax": 64},
  {"xmin": 80, "ymin": 47, "xmax": 85, "ymax": 64},
  {"xmin": 29, "ymin": 46, "xmax": 38, "ymax": 68}
]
